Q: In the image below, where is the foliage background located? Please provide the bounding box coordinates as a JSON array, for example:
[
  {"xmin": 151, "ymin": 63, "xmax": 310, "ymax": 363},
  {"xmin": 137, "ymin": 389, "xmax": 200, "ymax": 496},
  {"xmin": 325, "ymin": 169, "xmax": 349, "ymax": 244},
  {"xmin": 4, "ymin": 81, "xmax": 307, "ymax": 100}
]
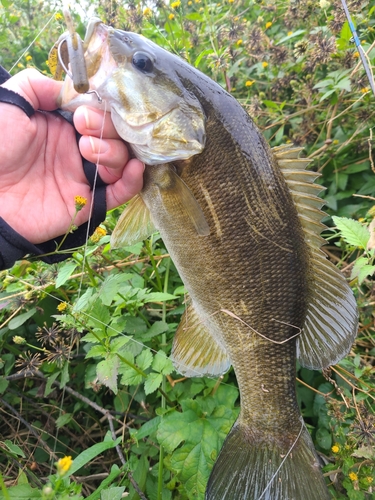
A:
[{"xmin": 0, "ymin": 0, "xmax": 374, "ymax": 499}]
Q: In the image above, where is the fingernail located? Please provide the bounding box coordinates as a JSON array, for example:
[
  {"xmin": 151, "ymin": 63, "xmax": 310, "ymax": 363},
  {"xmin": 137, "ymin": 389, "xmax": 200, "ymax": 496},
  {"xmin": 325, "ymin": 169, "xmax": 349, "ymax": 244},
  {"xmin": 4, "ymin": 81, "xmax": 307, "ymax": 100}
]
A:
[
  {"xmin": 84, "ymin": 107, "xmax": 105, "ymax": 131},
  {"xmin": 89, "ymin": 136, "xmax": 109, "ymax": 154}
]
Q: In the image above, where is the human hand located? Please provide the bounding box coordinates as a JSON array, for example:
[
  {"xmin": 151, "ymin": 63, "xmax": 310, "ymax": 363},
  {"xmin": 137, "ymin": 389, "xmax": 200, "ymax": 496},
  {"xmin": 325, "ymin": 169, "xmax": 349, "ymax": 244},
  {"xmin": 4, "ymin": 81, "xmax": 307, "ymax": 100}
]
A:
[{"xmin": 0, "ymin": 68, "xmax": 144, "ymax": 244}]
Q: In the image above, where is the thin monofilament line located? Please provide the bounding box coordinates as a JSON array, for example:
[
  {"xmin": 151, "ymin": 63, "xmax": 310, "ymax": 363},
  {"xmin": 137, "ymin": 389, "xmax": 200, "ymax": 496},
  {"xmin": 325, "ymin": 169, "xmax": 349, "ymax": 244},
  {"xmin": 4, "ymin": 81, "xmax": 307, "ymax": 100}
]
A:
[
  {"xmin": 8, "ymin": 12, "xmax": 56, "ymax": 73},
  {"xmin": 257, "ymin": 421, "xmax": 304, "ymax": 500},
  {"xmin": 51, "ymin": 99, "xmax": 108, "ymax": 468}
]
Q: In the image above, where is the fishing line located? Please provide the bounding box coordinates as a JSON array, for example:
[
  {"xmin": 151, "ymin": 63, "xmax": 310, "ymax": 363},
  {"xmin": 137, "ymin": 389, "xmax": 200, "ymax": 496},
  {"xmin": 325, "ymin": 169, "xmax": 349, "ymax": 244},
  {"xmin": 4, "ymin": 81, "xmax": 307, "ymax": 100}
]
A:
[
  {"xmin": 257, "ymin": 420, "xmax": 304, "ymax": 500},
  {"xmin": 8, "ymin": 11, "xmax": 56, "ymax": 73},
  {"xmin": 340, "ymin": 0, "xmax": 375, "ymax": 97}
]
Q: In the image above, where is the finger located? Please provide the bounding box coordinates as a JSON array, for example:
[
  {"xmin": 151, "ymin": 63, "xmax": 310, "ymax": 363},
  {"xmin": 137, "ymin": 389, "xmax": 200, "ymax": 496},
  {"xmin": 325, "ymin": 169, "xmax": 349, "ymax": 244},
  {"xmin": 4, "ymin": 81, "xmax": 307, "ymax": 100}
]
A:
[
  {"xmin": 74, "ymin": 106, "xmax": 121, "ymax": 139},
  {"xmin": 106, "ymin": 159, "xmax": 145, "ymax": 209},
  {"xmin": 3, "ymin": 68, "xmax": 63, "ymax": 111},
  {"xmin": 79, "ymin": 135, "xmax": 135, "ymax": 181}
]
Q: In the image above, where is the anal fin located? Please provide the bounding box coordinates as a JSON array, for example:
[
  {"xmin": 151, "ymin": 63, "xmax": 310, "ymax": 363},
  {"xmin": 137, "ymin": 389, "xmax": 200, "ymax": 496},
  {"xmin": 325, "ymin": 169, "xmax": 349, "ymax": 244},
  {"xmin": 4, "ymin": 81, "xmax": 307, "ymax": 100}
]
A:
[{"xmin": 171, "ymin": 301, "xmax": 230, "ymax": 377}]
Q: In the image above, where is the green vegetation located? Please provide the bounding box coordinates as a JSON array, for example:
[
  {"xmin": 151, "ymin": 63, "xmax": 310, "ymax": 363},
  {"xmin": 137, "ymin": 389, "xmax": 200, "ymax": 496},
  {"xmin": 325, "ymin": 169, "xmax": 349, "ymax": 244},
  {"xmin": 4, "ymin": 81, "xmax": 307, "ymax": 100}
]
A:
[{"xmin": 0, "ymin": 0, "xmax": 374, "ymax": 498}]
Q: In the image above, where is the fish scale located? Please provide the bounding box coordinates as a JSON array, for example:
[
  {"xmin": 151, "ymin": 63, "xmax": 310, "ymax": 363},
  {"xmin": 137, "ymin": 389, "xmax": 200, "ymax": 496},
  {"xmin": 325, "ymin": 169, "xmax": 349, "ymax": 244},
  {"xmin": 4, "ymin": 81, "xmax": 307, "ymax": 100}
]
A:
[{"xmin": 58, "ymin": 20, "xmax": 358, "ymax": 499}]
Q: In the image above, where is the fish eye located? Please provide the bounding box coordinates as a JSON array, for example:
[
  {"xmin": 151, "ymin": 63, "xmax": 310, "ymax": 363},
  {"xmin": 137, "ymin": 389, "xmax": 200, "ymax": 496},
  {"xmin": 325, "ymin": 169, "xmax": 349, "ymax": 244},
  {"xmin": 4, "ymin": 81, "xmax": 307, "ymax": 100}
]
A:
[{"xmin": 132, "ymin": 52, "xmax": 154, "ymax": 73}]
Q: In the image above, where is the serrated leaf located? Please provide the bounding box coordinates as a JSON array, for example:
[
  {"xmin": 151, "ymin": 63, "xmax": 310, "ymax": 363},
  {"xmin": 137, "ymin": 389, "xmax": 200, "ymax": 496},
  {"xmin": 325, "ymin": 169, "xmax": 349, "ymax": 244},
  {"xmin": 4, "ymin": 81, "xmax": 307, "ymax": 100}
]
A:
[
  {"xmin": 332, "ymin": 216, "xmax": 370, "ymax": 249},
  {"xmin": 352, "ymin": 445, "xmax": 375, "ymax": 459},
  {"xmin": 136, "ymin": 349, "xmax": 153, "ymax": 371},
  {"xmin": 152, "ymin": 350, "xmax": 174, "ymax": 375},
  {"xmin": 96, "ymin": 355, "xmax": 119, "ymax": 394},
  {"xmin": 350, "ymin": 257, "xmax": 369, "ymax": 279},
  {"xmin": 98, "ymin": 273, "xmax": 133, "ymax": 306},
  {"xmin": 55, "ymin": 261, "xmax": 78, "ymax": 288},
  {"xmin": 86, "ymin": 345, "xmax": 107, "ymax": 359},
  {"xmin": 144, "ymin": 372, "xmax": 163, "ymax": 394},
  {"xmin": 140, "ymin": 321, "xmax": 169, "ymax": 342},
  {"xmin": 358, "ymin": 265, "xmax": 375, "ymax": 285},
  {"xmin": 110, "ymin": 336, "xmax": 130, "ymax": 353},
  {"xmin": 158, "ymin": 404, "xmax": 236, "ymax": 500},
  {"xmin": 8, "ymin": 308, "xmax": 36, "ymax": 330}
]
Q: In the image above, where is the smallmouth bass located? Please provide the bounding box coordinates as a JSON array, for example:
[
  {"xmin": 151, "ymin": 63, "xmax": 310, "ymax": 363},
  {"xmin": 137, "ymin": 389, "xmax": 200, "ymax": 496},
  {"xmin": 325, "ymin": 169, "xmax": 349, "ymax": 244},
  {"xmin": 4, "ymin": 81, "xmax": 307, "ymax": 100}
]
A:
[{"xmin": 56, "ymin": 19, "xmax": 358, "ymax": 499}]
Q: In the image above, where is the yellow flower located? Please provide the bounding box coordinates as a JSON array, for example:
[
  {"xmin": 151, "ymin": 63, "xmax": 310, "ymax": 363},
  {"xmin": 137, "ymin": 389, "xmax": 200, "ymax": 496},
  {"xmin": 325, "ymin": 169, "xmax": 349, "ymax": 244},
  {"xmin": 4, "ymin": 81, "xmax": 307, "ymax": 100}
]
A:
[
  {"xmin": 91, "ymin": 226, "xmax": 107, "ymax": 243},
  {"xmin": 188, "ymin": 1, "xmax": 193, "ymax": 4},
  {"xmin": 262, "ymin": 61, "xmax": 269, "ymax": 68},
  {"xmin": 143, "ymin": 7, "xmax": 152, "ymax": 16},
  {"xmin": 57, "ymin": 456, "xmax": 73, "ymax": 475},
  {"xmin": 245, "ymin": 80, "xmax": 255, "ymax": 87},
  {"xmin": 55, "ymin": 12, "xmax": 63, "ymax": 21},
  {"xmin": 171, "ymin": 0, "xmax": 181, "ymax": 8},
  {"xmin": 265, "ymin": 22, "xmax": 272, "ymax": 29},
  {"xmin": 74, "ymin": 195, "xmax": 87, "ymax": 210},
  {"xmin": 228, "ymin": 0, "xmax": 234, "ymax": 3},
  {"xmin": 57, "ymin": 302, "xmax": 68, "ymax": 312},
  {"xmin": 169, "ymin": 13, "xmax": 175, "ymax": 20},
  {"xmin": 361, "ymin": 87, "xmax": 369, "ymax": 93},
  {"xmin": 349, "ymin": 472, "xmax": 358, "ymax": 481},
  {"xmin": 17, "ymin": 63, "xmax": 24, "ymax": 69},
  {"xmin": 366, "ymin": 477, "xmax": 373, "ymax": 484},
  {"xmin": 288, "ymin": 31, "xmax": 293, "ymax": 36},
  {"xmin": 26, "ymin": 55, "xmax": 32, "ymax": 61},
  {"xmin": 236, "ymin": 39, "xmax": 243, "ymax": 46},
  {"xmin": 331, "ymin": 444, "xmax": 339, "ymax": 453},
  {"xmin": 353, "ymin": 51, "xmax": 359, "ymax": 58}
]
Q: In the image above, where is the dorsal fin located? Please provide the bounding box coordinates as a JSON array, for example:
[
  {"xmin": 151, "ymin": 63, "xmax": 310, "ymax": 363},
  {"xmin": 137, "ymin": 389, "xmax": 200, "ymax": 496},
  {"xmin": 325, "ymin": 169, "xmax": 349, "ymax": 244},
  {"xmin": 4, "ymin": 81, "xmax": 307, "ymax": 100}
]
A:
[
  {"xmin": 171, "ymin": 300, "xmax": 231, "ymax": 377},
  {"xmin": 110, "ymin": 194, "xmax": 157, "ymax": 248},
  {"xmin": 274, "ymin": 145, "xmax": 358, "ymax": 369}
]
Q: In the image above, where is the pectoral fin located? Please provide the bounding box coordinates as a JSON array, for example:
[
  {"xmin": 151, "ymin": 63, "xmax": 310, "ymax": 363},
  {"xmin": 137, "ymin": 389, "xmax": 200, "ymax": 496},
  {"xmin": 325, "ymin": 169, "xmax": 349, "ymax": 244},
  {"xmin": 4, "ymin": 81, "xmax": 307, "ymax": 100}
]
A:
[
  {"xmin": 171, "ymin": 301, "xmax": 230, "ymax": 377},
  {"xmin": 145, "ymin": 164, "xmax": 210, "ymax": 236},
  {"xmin": 110, "ymin": 194, "xmax": 156, "ymax": 248}
]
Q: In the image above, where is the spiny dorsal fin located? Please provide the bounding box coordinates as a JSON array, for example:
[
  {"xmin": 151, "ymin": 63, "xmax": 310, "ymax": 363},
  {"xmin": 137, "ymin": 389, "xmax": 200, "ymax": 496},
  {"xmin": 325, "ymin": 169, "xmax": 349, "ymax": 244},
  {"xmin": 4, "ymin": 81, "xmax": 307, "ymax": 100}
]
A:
[
  {"xmin": 110, "ymin": 194, "xmax": 157, "ymax": 248},
  {"xmin": 273, "ymin": 144, "xmax": 358, "ymax": 369},
  {"xmin": 171, "ymin": 301, "xmax": 230, "ymax": 377}
]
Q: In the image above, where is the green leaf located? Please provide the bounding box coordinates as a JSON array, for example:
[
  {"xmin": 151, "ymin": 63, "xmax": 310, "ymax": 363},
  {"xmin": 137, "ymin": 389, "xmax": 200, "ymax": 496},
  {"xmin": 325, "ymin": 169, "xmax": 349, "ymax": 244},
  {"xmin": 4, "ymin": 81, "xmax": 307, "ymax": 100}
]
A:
[
  {"xmin": 0, "ymin": 377, "xmax": 9, "ymax": 395},
  {"xmin": 315, "ymin": 427, "xmax": 332, "ymax": 450},
  {"xmin": 8, "ymin": 308, "xmax": 36, "ymax": 330},
  {"xmin": 55, "ymin": 261, "xmax": 78, "ymax": 288},
  {"xmin": 144, "ymin": 372, "xmax": 163, "ymax": 395},
  {"xmin": 101, "ymin": 487, "xmax": 125, "ymax": 500},
  {"xmin": 99, "ymin": 273, "xmax": 133, "ymax": 306},
  {"xmin": 0, "ymin": 484, "xmax": 40, "ymax": 499},
  {"xmin": 86, "ymin": 345, "xmax": 107, "ymax": 359},
  {"xmin": 140, "ymin": 321, "xmax": 169, "ymax": 342},
  {"xmin": 144, "ymin": 292, "xmax": 177, "ymax": 303},
  {"xmin": 55, "ymin": 413, "xmax": 73, "ymax": 429},
  {"xmin": 358, "ymin": 265, "xmax": 375, "ymax": 284},
  {"xmin": 136, "ymin": 349, "xmax": 153, "ymax": 371},
  {"xmin": 158, "ymin": 403, "xmax": 236, "ymax": 499},
  {"xmin": 332, "ymin": 216, "xmax": 370, "ymax": 249},
  {"xmin": 152, "ymin": 350, "xmax": 174, "ymax": 375},
  {"xmin": 133, "ymin": 416, "xmax": 161, "ymax": 440},
  {"xmin": 4, "ymin": 440, "xmax": 25, "ymax": 458},
  {"xmin": 96, "ymin": 355, "xmax": 119, "ymax": 394},
  {"xmin": 67, "ymin": 438, "xmax": 121, "ymax": 476}
]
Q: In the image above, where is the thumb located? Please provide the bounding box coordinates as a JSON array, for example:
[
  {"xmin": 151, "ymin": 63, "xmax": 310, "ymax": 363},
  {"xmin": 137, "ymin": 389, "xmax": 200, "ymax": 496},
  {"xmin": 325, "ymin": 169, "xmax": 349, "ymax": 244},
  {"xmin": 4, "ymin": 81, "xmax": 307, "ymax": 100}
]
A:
[{"xmin": 2, "ymin": 68, "xmax": 63, "ymax": 111}]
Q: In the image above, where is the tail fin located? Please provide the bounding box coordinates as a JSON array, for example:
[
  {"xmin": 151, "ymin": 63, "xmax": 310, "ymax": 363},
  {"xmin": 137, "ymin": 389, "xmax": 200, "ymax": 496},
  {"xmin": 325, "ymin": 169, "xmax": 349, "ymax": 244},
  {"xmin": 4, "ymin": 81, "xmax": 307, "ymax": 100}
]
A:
[{"xmin": 205, "ymin": 418, "xmax": 330, "ymax": 500}]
